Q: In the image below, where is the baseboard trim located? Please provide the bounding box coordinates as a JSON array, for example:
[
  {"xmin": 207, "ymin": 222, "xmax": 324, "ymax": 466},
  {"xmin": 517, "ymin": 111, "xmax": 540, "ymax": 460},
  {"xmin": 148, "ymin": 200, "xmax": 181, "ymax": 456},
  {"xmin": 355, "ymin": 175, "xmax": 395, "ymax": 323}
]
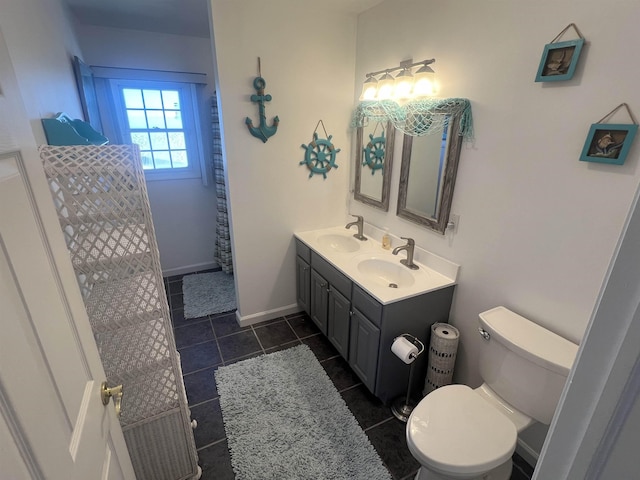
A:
[
  {"xmin": 162, "ymin": 261, "xmax": 218, "ymax": 277},
  {"xmin": 516, "ymin": 438, "xmax": 539, "ymax": 469},
  {"xmin": 237, "ymin": 303, "xmax": 302, "ymax": 327}
]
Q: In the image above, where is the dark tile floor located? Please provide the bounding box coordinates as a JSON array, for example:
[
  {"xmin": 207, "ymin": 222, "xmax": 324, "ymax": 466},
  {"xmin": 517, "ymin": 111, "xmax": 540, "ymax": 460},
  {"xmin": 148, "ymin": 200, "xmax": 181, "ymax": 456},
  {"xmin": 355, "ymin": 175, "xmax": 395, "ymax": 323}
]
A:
[{"xmin": 165, "ymin": 272, "xmax": 534, "ymax": 480}]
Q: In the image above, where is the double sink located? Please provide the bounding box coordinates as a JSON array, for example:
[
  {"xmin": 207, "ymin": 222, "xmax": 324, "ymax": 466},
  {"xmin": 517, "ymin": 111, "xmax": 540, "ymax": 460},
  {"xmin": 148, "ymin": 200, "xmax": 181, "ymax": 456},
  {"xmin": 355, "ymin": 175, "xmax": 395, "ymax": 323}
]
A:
[{"xmin": 294, "ymin": 226, "xmax": 459, "ymax": 304}]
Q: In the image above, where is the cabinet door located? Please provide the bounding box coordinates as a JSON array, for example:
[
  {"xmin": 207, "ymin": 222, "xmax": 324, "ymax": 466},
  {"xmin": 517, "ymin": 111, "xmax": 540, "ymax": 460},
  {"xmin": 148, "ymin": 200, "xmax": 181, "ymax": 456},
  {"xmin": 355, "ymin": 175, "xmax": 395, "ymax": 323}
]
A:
[
  {"xmin": 310, "ymin": 269, "xmax": 328, "ymax": 334},
  {"xmin": 349, "ymin": 308, "xmax": 381, "ymax": 393},
  {"xmin": 296, "ymin": 256, "xmax": 311, "ymax": 314},
  {"xmin": 327, "ymin": 287, "xmax": 351, "ymax": 358}
]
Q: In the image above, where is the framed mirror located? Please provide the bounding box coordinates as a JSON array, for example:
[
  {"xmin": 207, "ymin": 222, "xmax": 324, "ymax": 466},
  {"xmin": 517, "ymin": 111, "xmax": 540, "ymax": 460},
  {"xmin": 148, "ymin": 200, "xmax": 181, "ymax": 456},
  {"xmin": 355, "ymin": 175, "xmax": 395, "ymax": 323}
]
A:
[
  {"xmin": 397, "ymin": 110, "xmax": 463, "ymax": 234},
  {"xmin": 354, "ymin": 121, "xmax": 395, "ymax": 211}
]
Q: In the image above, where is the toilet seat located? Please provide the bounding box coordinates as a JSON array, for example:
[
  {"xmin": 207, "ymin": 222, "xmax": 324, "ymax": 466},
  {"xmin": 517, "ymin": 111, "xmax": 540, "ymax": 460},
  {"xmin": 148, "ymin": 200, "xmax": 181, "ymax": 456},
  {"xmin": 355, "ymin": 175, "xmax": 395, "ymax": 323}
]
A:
[{"xmin": 407, "ymin": 385, "xmax": 517, "ymax": 477}]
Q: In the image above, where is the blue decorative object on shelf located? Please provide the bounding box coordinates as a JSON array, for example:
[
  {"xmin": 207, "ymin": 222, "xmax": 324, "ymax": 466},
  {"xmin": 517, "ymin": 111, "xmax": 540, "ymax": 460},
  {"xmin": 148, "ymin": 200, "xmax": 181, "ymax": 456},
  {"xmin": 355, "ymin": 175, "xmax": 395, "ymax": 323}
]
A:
[
  {"xmin": 245, "ymin": 58, "xmax": 279, "ymax": 143},
  {"xmin": 41, "ymin": 112, "xmax": 108, "ymax": 146},
  {"xmin": 363, "ymin": 123, "xmax": 386, "ymax": 175},
  {"xmin": 300, "ymin": 120, "xmax": 340, "ymax": 179}
]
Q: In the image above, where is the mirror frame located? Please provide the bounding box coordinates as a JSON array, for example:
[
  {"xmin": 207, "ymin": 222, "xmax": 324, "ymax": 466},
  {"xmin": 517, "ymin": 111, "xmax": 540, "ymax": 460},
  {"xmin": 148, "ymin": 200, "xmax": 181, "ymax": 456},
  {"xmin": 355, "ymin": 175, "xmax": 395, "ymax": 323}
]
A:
[
  {"xmin": 354, "ymin": 121, "xmax": 395, "ymax": 211},
  {"xmin": 397, "ymin": 109, "xmax": 463, "ymax": 234}
]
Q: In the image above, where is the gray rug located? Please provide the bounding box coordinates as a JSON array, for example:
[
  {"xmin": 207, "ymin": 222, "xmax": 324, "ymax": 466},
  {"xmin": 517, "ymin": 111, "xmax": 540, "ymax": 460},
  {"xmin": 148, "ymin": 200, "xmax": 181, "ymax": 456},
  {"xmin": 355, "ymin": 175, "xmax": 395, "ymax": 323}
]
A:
[
  {"xmin": 182, "ymin": 271, "xmax": 236, "ymax": 318},
  {"xmin": 215, "ymin": 345, "xmax": 392, "ymax": 480}
]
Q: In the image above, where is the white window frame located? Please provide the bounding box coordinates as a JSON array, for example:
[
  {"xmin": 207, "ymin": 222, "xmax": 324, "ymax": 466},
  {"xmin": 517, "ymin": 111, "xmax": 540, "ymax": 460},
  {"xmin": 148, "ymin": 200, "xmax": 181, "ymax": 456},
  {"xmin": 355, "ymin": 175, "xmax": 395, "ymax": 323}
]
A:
[{"xmin": 109, "ymin": 78, "xmax": 204, "ymax": 181}]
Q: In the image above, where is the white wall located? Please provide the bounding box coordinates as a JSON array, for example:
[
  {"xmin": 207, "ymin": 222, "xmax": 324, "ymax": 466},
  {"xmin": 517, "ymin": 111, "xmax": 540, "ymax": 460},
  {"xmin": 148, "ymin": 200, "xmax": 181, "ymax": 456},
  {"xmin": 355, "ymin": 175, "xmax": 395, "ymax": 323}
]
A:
[
  {"xmin": 353, "ymin": 0, "xmax": 640, "ymax": 458},
  {"xmin": 74, "ymin": 25, "xmax": 219, "ymax": 275},
  {"xmin": 0, "ymin": 0, "xmax": 84, "ymax": 144},
  {"xmin": 354, "ymin": 0, "xmax": 640, "ymax": 381},
  {"xmin": 210, "ymin": 0, "xmax": 358, "ymax": 323}
]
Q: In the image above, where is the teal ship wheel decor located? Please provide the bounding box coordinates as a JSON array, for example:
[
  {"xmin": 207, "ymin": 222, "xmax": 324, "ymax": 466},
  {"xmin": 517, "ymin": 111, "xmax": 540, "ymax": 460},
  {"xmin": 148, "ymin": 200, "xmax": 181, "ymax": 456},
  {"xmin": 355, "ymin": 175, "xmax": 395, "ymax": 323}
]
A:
[
  {"xmin": 245, "ymin": 58, "xmax": 279, "ymax": 143},
  {"xmin": 300, "ymin": 120, "xmax": 341, "ymax": 179},
  {"xmin": 363, "ymin": 122, "xmax": 386, "ymax": 175}
]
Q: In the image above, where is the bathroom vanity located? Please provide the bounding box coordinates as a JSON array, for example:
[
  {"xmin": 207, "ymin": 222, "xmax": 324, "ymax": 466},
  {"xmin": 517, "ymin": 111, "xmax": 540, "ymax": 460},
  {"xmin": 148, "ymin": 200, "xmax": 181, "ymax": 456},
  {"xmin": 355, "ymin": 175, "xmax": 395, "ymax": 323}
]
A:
[{"xmin": 294, "ymin": 226, "xmax": 459, "ymax": 404}]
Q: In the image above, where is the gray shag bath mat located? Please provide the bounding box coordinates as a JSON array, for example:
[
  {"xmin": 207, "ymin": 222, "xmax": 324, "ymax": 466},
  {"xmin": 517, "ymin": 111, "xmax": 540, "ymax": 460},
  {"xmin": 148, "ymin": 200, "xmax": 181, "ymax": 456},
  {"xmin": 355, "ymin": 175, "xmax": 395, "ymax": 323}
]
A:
[
  {"xmin": 182, "ymin": 271, "xmax": 236, "ymax": 318},
  {"xmin": 215, "ymin": 344, "xmax": 392, "ymax": 480}
]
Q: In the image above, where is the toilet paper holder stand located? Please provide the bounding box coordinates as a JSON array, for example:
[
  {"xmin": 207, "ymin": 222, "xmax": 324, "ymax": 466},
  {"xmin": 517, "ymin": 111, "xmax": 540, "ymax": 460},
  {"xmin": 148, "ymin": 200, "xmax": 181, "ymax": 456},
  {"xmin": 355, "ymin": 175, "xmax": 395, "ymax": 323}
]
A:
[{"xmin": 391, "ymin": 333, "xmax": 425, "ymax": 422}]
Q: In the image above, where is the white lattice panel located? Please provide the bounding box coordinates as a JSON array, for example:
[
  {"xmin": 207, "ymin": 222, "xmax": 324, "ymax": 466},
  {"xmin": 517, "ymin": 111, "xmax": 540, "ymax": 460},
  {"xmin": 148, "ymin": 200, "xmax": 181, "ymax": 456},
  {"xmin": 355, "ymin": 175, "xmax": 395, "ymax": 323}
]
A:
[
  {"xmin": 40, "ymin": 145, "xmax": 198, "ymax": 479},
  {"xmin": 85, "ymin": 272, "xmax": 164, "ymax": 333},
  {"xmin": 119, "ymin": 367, "xmax": 180, "ymax": 427}
]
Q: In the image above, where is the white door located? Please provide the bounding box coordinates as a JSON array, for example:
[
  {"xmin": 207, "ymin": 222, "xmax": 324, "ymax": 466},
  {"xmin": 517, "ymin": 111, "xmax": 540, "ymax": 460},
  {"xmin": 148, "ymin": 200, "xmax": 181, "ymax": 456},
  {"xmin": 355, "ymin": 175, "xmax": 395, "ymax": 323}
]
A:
[{"xmin": 0, "ymin": 151, "xmax": 136, "ymax": 479}]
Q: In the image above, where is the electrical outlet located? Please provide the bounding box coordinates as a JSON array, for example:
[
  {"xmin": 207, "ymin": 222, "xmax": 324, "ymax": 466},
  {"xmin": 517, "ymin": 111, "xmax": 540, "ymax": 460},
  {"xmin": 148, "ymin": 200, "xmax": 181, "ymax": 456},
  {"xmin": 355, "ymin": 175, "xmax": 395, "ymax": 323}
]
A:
[{"xmin": 447, "ymin": 214, "xmax": 460, "ymax": 234}]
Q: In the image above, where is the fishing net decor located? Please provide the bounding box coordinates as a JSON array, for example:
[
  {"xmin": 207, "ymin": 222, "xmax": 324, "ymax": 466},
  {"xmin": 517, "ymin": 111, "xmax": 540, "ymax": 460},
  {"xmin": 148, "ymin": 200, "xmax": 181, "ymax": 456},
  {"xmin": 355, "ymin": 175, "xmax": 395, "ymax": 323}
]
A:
[{"xmin": 351, "ymin": 97, "xmax": 473, "ymax": 140}]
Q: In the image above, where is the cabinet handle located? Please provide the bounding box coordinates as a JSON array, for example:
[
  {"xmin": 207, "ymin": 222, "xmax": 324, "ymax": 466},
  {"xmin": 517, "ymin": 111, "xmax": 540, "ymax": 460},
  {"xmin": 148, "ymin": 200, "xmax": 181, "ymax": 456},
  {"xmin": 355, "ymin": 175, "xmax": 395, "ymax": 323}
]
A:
[
  {"xmin": 349, "ymin": 311, "xmax": 354, "ymax": 317},
  {"xmin": 320, "ymin": 283, "xmax": 327, "ymax": 288}
]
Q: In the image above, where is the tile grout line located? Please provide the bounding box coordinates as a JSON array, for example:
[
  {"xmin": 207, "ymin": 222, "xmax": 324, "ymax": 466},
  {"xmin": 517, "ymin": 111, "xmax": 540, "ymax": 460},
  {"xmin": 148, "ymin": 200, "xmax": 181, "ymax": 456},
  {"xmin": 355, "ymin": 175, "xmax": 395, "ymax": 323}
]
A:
[
  {"xmin": 195, "ymin": 437, "xmax": 227, "ymax": 452},
  {"xmin": 249, "ymin": 324, "xmax": 267, "ymax": 355},
  {"xmin": 363, "ymin": 416, "xmax": 397, "ymax": 433},
  {"xmin": 189, "ymin": 396, "xmax": 219, "ymax": 409},
  {"xmin": 210, "ymin": 316, "xmax": 226, "ymax": 365}
]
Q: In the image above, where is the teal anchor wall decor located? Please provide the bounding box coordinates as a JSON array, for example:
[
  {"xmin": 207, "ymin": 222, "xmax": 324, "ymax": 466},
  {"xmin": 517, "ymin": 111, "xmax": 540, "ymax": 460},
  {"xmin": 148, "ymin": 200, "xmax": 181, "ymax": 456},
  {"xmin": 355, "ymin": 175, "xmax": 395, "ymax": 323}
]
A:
[
  {"xmin": 300, "ymin": 120, "xmax": 340, "ymax": 179},
  {"xmin": 245, "ymin": 58, "xmax": 279, "ymax": 143}
]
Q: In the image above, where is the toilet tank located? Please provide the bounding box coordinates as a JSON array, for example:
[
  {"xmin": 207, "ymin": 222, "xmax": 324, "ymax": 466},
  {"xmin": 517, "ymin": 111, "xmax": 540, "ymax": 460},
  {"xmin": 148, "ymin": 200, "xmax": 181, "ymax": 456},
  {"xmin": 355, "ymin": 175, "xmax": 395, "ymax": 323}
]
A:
[{"xmin": 478, "ymin": 306, "xmax": 579, "ymax": 425}]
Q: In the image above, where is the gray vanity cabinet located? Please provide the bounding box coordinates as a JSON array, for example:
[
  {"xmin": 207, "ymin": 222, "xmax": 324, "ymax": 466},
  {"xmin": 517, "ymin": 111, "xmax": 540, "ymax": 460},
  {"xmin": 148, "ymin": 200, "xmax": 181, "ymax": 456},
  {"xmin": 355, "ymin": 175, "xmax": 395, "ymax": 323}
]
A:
[
  {"xmin": 295, "ymin": 256, "xmax": 311, "ymax": 314},
  {"xmin": 310, "ymin": 251, "xmax": 353, "ymax": 353},
  {"xmin": 310, "ymin": 269, "xmax": 329, "ymax": 334},
  {"xmin": 327, "ymin": 287, "xmax": 351, "ymax": 358},
  {"xmin": 349, "ymin": 308, "xmax": 380, "ymax": 392},
  {"xmin": 294, "ymin": 238, "xmax": 455, "ymax": 405}
]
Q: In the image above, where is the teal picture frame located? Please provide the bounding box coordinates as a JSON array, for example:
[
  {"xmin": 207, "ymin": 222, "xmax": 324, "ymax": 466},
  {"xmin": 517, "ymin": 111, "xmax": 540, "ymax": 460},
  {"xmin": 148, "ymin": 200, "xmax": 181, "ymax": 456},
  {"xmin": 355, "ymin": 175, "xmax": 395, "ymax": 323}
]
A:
[
  {"xmin": 535, "ymin": 38, "xmax": 584, "ymax": 82},
  {"xmin": 579, "ymin": 123, "xmax": 638, "ymax": 165}
]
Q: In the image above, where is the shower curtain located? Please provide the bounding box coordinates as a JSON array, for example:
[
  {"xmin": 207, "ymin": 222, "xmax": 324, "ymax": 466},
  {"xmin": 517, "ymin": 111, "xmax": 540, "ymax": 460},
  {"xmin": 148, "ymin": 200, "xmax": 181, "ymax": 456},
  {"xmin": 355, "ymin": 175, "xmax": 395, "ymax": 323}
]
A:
[{"xmin": 212, "ymin": 93, "xmax": 233, "ymax": 274}]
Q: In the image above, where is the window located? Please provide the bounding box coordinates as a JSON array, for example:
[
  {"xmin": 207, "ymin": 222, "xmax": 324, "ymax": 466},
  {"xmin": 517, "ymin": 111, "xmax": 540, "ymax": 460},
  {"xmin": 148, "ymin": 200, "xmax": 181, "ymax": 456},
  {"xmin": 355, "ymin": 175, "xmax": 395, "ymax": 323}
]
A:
[{"xmin": 110, "ymin": 79, "xmax": 203, "ymax": 180}]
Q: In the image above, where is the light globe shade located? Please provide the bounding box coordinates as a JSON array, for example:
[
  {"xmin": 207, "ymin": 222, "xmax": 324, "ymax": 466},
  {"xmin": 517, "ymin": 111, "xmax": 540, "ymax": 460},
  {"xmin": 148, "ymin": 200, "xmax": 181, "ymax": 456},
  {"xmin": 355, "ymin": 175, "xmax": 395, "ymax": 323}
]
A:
[
  {"xmin": 394, "ymin": 69, "xmax": 414, "ymax": 99},
  {"xmin": 360, "ymin": 76, "xmax": 378, "ymax": 101},
  {"xmin": 376, "ymin": 72, "xmax": 395, "ymax": 100},
  {"xmin": 413, "ymin": 64, "xmax": 435, "ymax": 97}
]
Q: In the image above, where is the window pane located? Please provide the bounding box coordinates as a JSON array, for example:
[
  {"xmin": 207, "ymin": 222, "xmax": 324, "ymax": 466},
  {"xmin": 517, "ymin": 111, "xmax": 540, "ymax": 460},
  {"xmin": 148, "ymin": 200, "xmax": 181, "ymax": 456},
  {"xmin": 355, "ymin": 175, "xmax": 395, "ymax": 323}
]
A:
[
  {"xmin": 140, "ymin": 151, "xmax": 154, "ymax": 169},
  {"xmin": 153, "ymin": 151, "xmax": 171, "ymax": 169},
  {"xmin": 130, "ymin": 132, "xmax": 150, "ymax": 150},
  {"xmin": 127, "ymin": 110, "xmax": 147, "ymax": 129},
  {"xmin": 162, "ymin": 90, "xmax": 180, "ymax": 109},
  {"xmin": 146, "ymin": 110, "xmax": 165, "ymax": 129},
  {"xmin": 123, "ymin": 89, "xmax": 144, "ymax": 108},
  {"xmin": 150, "ymin": 132, "xmax": 169, "ymax": 150},
  {"xmin": 171, "ymin": 150, "xmax": 188, "ymax": 168},
  {"xmin": 168, "ymin": 132, "xmax": 185, "ymax": 149},
  {"xmin": 165, "ymin": 110, "xmax": 183, "ymax": 129},
  {"xmin": 143, "ymin": 89, "xmax": 163, "ymax": 109}
]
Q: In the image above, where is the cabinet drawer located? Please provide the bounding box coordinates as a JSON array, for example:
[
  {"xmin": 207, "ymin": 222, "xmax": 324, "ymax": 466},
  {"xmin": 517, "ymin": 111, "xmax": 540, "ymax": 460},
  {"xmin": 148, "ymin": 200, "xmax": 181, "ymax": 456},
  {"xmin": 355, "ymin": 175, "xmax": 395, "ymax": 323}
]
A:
[
  {"xmin": 295, "ymin": 239, "xmax": 311, "ymax": 263},
  {"xmin": 352, "ymin": 285, "xmax": 382, "ymax": 328},
  {"xmin": 311, "ymin": 251, "xmax": 351, "ymax": 298}
]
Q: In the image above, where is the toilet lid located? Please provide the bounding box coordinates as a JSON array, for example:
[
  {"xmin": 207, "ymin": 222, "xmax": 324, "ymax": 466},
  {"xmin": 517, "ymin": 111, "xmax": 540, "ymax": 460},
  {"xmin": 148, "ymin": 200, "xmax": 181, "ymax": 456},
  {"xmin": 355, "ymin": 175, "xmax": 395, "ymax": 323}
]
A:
[{"xmin": 407, "ymin": 385, "xmax": 517, "ymax": 476}]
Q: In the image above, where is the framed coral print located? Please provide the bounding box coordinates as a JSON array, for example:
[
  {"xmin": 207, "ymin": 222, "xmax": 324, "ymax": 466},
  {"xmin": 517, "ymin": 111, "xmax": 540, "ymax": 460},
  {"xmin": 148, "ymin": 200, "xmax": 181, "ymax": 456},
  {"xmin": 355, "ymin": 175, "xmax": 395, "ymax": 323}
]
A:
[
  {"xmin": 579, "ymin": 124, "xmax": 638, "ymax": 165},
  {"xmin": 535, "ymin": 38, "xmax": 585, "ymax": 82}
]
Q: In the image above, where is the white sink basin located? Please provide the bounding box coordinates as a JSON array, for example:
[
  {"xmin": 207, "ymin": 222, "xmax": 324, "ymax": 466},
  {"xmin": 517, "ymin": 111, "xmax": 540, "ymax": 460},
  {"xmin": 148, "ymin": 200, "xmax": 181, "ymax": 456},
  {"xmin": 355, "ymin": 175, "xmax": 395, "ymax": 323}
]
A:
[
  {"xmin": 357, "ymin": 258, "xmax": 415, "ymax": 289},
  {"xmin": 317, "ymin": 234, "xmax": 361, "ymax": 253}
]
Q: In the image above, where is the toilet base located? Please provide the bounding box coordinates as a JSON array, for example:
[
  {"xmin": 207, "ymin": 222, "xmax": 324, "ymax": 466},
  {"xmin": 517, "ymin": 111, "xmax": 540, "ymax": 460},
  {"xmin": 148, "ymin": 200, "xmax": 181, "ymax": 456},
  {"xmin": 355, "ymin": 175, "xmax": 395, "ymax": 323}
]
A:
[{"xmin": 414, "ymin": 459, "xmax": 512, "ymax": 480}]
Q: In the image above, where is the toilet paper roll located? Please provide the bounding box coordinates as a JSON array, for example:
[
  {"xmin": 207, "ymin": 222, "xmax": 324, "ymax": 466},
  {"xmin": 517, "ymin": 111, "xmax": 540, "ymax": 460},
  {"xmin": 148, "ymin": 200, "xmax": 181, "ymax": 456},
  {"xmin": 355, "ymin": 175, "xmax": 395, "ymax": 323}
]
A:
[{"xmin": 391, "ymin": 336, "xmax": 419, "ymax": 364}]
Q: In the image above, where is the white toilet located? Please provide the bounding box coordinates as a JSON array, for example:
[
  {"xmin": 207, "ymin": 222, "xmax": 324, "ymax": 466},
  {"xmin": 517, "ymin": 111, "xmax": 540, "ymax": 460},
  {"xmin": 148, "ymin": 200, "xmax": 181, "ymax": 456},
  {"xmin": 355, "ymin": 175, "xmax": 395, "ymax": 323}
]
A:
[{"xmin": 406, "ymin": 306, "xmax": 579, "ymax": 480}]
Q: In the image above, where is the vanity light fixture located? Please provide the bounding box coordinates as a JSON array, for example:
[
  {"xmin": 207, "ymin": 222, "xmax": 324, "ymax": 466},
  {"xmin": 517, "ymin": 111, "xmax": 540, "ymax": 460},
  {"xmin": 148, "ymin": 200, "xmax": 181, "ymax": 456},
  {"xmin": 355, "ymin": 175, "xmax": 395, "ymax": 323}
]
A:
[
  {"xmin": 359, "ymin": 58, "xmax": 436, "ymax": 101},
  {"xmin": 376, "ymin": 72, "xmax": 396, "ymax": 100}
]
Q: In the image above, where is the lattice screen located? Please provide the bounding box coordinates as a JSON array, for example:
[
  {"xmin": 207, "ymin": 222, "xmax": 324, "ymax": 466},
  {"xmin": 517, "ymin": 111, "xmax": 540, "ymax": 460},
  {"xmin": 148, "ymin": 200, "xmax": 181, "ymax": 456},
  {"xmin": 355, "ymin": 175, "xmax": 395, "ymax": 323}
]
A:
[{"xmin": 40, "ymin": 145, "xmax": 199, "ymax": 480}]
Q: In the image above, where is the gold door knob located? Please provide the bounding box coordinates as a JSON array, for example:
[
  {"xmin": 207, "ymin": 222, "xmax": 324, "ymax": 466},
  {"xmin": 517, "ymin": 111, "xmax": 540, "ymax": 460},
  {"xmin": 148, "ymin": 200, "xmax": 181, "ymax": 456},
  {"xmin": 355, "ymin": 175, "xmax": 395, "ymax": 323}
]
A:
[{"xmin": 101, "ymin": 382, "xmax": 123, "ymax": 417}]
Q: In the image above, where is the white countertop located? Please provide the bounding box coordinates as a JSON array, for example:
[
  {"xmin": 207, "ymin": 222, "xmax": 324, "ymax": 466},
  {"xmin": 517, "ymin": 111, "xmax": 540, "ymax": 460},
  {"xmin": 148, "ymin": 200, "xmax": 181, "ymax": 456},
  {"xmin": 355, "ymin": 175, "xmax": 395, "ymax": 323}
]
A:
[{"xmin": 294, "ymin": 226, "xmax": 459, "ymax": 305}]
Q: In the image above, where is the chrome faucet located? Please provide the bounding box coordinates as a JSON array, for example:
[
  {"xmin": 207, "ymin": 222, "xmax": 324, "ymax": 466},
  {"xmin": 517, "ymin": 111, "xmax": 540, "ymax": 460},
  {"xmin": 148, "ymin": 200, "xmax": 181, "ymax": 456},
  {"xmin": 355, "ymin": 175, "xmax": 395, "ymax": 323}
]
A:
[
  {"xmin": 392, "ymin": 237, "xmax": 419, "ymax": 270},
  {"xmin": 345, "ymin": 215, "xmax": 367, "ymax": 241}
]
